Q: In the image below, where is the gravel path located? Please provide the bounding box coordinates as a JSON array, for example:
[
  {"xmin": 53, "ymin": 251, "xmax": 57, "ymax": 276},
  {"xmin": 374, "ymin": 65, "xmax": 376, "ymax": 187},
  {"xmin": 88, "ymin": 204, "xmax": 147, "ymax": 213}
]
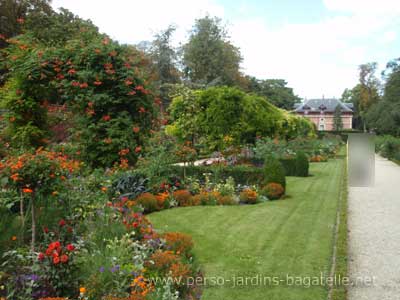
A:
[{"xmin": 348, "ymin": 155, "xmax": 400, "ymax": 300}]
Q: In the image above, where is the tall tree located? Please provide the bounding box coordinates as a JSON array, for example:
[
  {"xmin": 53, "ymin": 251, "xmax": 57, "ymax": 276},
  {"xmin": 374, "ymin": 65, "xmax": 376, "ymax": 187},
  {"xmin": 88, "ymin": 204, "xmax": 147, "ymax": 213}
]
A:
[
  {"xmin": 366, "ymin": 58, "xmax": 400, "ymax": 135},
  {"xmin": 150, "ymin": 25, "xmax": 180, "ymax": 85},
  {"xmin": 244, "ymin": 76, "xmax": 300, "ymax": 110},
  {"xmin": 341, "ymin": 86, "xmax": 363, "ymax": 130},
  {"xmin": 182, "ymin": 16, "xmax": 242, "ymax": 86},
  {"xmin": 358, "ymin": 62, "xmax": 381, "ymax": 131},
  {"xmin": 333, "ymin": 105, "xmax": 343, "ymax": 131},
  {"xmin": 0, "ymin": 0, "xmax": 53, "ymax": 48}
]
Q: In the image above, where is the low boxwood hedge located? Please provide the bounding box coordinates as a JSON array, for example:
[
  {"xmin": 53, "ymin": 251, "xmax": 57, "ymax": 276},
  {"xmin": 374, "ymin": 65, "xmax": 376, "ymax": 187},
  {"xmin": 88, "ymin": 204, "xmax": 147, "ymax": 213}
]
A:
[{"xmin": 169, "ymin": 165, "xmax": 265, "ymax": 185}]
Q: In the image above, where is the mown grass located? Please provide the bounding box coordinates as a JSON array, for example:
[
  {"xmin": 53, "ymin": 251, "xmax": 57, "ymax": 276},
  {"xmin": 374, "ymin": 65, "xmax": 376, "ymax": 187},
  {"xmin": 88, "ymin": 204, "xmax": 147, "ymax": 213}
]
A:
[{"xmin": 149, "ymin": 157, "xmax": 346, "ymax": 300}]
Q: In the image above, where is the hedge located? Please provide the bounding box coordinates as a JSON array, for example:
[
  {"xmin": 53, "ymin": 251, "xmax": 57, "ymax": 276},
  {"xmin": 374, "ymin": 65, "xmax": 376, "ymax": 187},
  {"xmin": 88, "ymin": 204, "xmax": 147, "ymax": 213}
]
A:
[
  {"xmin": 264, "ymin": 156, "xmax": 286, "ymax": 190},
  {"xmin": 279, "ymin": 158, "xmax": 297, "ymax": 176},
  {"xmin": 169, "ymin": 165, "xmax": 265, "ymax": 185}
]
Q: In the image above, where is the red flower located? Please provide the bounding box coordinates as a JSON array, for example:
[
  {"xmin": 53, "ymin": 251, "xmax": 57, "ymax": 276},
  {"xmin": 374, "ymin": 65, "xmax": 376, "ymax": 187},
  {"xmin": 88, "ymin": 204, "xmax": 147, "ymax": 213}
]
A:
[
  {"xmin": 53, "ymin": 256, "xmax": 60, "ymax": 265},
  {"xmin": 135, "ymin": 85, "xmax": 145, "ymax": 91},
  {"xmin": 138, "ymin": 107, "xmax": 146, "ymax": 113},
  {"xmin": 135, "ymin": 146, "xmax": 142, "ymax": 153},
  {"xmin": 45, "ymin": 248, "xmax": 53, "ymax": 256},
  {"xmin": 133, "ymin": 222, "xmax": 139, "ymax": 228},
  {"xmin": 132, "ymin": 126, "xmax": 140, "ymax": 133},
  {"xmin": 22, "ymin": 188, "xmax": 33, "ymax": 194},
  {"xmin": 71, "ymin": 81, "xmax": 80, "ymax": 87},
  {"xmin": 80, "ymin": 82, "xmax": 88, "ymax": 89},
  {"xmin": 38, "ymin": 252, "xmax": 45, "ymax": 261},
  {"xmin": 125, "ymin": 79, "xmax": 133, "ymax": 86},
  {"xmin": 43, "ymin": 227, "xmax": 49, "ymax": 234},
  {"xmin": 94, "ymin": 80, "xmax": 102, "ymax": 86},
  {"xmin": 59, "ymin": 219, "xmax": 66, "ymax": 227},
  {"xmin": 66, "ymin": 244, "xmax": 75, "ymax": 251},
  {"xmin": 128, "ymin": 90, "xmax": 136, "ymax": 96},
  {"xmin": 68, "ymin": 69, "xmax": 76, "ymax": 75},
  {"xmin": 60, "ymin": 254, "xmax": 69, "ymax": 263},
  {"xmin": 102, "ymin": 115, "xmax": 111, "ymax": 121}
]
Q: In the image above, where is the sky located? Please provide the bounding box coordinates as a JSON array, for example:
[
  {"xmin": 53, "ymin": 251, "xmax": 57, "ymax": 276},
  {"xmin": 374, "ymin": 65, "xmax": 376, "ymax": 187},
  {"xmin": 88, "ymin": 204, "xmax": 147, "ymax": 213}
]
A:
[{"xmin": 51, "ymin": 0, "xmax": 400, "ymax": 99}]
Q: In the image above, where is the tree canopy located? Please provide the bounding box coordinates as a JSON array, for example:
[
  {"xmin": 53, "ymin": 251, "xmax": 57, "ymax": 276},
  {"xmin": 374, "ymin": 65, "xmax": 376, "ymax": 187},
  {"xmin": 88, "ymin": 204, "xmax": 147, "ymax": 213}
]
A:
[{"xmin": 182, "ymin": 16, "xmax": 242, "ymax": 86}]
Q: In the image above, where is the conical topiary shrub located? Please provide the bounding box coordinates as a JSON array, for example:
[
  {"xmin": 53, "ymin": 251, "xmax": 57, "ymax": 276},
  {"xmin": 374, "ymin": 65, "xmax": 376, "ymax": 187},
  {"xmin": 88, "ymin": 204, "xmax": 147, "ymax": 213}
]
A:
[
  {"xmin": 295, "ymin": 151, "xmax": 309, "ymax": 177},
  {"xmin": 264, "ymin": 155, "xmax": 286, "ymax": 191}
]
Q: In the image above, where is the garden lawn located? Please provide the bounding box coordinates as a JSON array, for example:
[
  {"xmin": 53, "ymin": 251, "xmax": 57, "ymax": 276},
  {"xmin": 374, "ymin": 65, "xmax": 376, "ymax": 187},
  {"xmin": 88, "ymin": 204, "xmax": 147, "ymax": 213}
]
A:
[{"xmin": 149, "ymin": 158, "xmax": 345, "ymax": 300}]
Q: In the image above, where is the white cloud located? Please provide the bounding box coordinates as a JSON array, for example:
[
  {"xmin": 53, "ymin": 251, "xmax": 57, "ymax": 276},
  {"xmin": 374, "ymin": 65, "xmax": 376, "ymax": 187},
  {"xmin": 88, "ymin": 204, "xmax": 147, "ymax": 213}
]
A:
[
  {"xmin": 52, "ymin": 0, "xmax": 400, "ymax": 99},
  {"xmin": 52, "ymin": 0, "xmax": 224, "ymax": 44}
]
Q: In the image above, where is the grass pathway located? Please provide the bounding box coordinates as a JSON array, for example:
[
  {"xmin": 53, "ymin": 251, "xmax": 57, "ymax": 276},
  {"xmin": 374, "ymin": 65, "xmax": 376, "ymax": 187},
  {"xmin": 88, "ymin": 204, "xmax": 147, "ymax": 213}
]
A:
[{"xmin": 149, "ymin": 158, "xmax": 344, "ymax": 300}]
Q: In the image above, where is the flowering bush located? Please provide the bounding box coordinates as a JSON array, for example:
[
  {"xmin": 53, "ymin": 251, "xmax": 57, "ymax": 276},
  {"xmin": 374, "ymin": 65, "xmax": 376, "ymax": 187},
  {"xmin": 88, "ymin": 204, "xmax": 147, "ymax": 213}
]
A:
[
  {"xmin": 310, "ymin": 155, "xmax": 328, "ymax": 162},
  {"xmin": 35, "ymin": 221, "xmax": 80, "ymax": 298},
  {"xmin": 261, "ymin": 183, "xmax": 284, "ymax": 200},
  {"xmin": 134, "ymin": 193, "xmax": 159, "ymax": 213},
  {"xmin": 239, "ymin": 189, "xmax": 258, "ymax": 204},
  {"xmin": 163, "ymin": 232, "xmax": 193, "ymax": 258},
  {"xmin": 0, "ymin": 148, "xmax": 80, "ymax": 249},
  {"xmin": 172, "ymin": 189, "xmax": 193, "ymax": 207},
  {"xmin": 3, "ymin": 32, "xmax": 158, "ymax": 167}
]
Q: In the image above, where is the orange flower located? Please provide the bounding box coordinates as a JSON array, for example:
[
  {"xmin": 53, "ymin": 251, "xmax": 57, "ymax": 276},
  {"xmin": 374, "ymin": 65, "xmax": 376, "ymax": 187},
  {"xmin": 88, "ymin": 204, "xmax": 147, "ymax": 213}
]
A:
[
  {"xmin": 101, "ymin": 187, "xmax": 108, "ymax": 192},
  {"xmin": 22, "ymin": 188, "xmax": 33, "ymax": 193},
  {"xmin": 11, "ymin": 236, "xmax": 17, "ymax": 241},
  {"xmin": 102, "ymin": 115, "xmax": 111, "ymax": 121},
  {"xmin": 10, "ymin": 173, "xmax": 20, "ymax": 181},
  {"xmin": 79, "ymin": 287, "xmax": 86, "ymax": 294},
  {"xmin": 60, "ymin": 254, "xmax": 69, "ymax": 263},
  {"xmin": 132, "ymin": 126, "xmax": 140, "ymax": 133},
  {"xmin": 53, "ymin": 256, "xmax": 60, "ymax": 264}
]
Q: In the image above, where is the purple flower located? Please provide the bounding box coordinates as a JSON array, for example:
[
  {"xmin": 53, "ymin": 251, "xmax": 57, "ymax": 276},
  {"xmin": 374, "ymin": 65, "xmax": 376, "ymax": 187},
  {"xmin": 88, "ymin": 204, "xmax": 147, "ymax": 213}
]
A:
[{"xmin": 99, "ymin": 266, "xmax": 105, "ymax": 273}]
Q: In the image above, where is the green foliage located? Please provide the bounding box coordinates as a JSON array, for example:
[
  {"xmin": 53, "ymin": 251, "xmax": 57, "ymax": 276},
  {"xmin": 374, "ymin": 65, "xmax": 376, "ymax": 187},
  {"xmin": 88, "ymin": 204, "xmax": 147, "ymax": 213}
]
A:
[
  {"xmin": 295, "ymin": 151, "xmax": 309, "ymax": 177},
  {"xmin": 149, "ymin": 25, "xmax": 180, "ymax": 85},
  {"xmin": 111, "ymin": 172, "xmax": 149, "ymax": 200},
  {"xmin": 263, "ymin": 156, "xmax": 286, "ymax": 190},
  {"xmin": 366, "ymin": 59, "xmax": 400, "ymax": 135},
  {"xmin": 333, "ymin": 105, "xmax": 343, "ymax": 131},
  {"xmin": 168, "ymin": 86, "xmax": 315, "ymax": 151},
  {"xmin": 375, "ymin": 135, "xmax": 400, "ymax": 161},
  {"xmin": 171, "ymin": 164, "xmax": 264, "ymax": 185},
  {"xmin": 279, "ymin": 158, "xmax": 297, "ymax": 176},
  {"xmin": 244, "ymin": 77, "xmax": 300, "ymax": 110},
  {"xmin": 182, "ymin": 16, "xmax": 242, "ymax": 86}
]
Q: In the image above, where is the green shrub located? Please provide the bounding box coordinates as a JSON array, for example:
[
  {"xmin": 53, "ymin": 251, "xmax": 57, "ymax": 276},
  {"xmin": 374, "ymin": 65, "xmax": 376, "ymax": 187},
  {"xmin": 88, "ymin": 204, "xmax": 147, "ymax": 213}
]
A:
[
  {"xmin": 169, "ymin": 165, "xmax": 264, "ymax": 185},
  {"xmin": 295, "ymin": 151, "xmax": 309, "ymax": 177},
  {"xmin": 279, "ymin": 158, "xmax": 297, "ymax": 176},
  {"xmin": 264, "ymin": 156, "xmax": 286, "ymax": 190},
  {"xmin": 376, "ymin": 135, "xmax": 400, "ymax": 159}
]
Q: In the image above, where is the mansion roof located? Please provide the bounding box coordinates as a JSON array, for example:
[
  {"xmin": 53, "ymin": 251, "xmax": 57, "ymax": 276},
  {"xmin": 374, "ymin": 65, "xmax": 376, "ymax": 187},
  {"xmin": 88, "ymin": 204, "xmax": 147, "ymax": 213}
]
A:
[{"xmin": 294, "ymin": 98, "xmax": 353, "ymax": 114}]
